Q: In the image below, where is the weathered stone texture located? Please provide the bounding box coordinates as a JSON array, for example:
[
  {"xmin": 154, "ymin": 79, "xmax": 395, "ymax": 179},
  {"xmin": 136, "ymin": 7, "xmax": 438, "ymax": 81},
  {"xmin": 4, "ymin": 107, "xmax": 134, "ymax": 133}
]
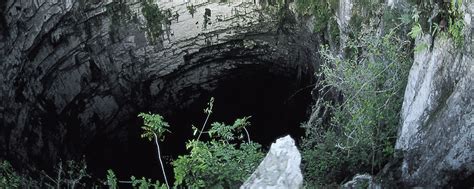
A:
[
  {"xmin": 0, "ymin": 0, "xmax": 317, "ymax": 171},
  {"xmin": 395, "ymin": 1, "xmax": 474, "ymax": 187},
  {"xmin": 241, "ymin": 135, "xmax": 303, "ymax": 189}
]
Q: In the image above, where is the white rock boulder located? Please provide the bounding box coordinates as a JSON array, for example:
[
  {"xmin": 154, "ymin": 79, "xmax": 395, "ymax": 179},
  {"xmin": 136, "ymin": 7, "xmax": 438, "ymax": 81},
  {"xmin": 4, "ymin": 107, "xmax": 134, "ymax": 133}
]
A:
[{"xmin": 241, "ymin": 135, "xmax": 303, "ymax": 189}]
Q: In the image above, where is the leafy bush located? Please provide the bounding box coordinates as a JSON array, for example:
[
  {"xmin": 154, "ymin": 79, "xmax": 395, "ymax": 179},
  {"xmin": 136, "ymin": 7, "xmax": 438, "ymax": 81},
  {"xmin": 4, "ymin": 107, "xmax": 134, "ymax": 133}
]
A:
[
  {"xmin": 301, "ymin": 17, "xmax": 412, "ymax": 186},
  {"xmin": 447, "ymin": 0, "xmax": 465, "ymax": 46},
  {"xmin": 173, "ymin": 99, "xmax": 264, "ymax": 188},
  {"xmin": 108, "ymin": 98, "xmax": 264, "ymax": 188},
  {"xmin": 173, "ymin": 116, "xmax": 263, "ymax": 188},
  {"xmin": 173, "ymin": 140, "xmax": 263, "ymax": 188},
  {"xmin": 408, "ymin": 0, "xmax": 465, "ymax": 47},
  {"xmin": 0, "ymin": 160, "xmax": 21, "ymax": 188}
]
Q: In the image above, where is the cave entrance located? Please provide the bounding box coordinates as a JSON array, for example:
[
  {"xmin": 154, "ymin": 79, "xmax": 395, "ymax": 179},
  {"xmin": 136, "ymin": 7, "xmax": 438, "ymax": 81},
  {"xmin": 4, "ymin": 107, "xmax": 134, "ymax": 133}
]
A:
[{"xmin": 85, "ymin": 64, "xmax": 315, "ymax": 184}]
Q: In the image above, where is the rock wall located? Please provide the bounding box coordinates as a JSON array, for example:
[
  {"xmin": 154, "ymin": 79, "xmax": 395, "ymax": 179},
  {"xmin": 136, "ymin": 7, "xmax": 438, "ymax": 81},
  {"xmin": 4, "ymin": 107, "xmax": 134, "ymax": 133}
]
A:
[
  {"xmin": 0, "ymin": 0, "xmax": 318, "ymax": 172},
  {"xmin": 395, "ymin": 1, "xmax": 474, "ymax": 187}
]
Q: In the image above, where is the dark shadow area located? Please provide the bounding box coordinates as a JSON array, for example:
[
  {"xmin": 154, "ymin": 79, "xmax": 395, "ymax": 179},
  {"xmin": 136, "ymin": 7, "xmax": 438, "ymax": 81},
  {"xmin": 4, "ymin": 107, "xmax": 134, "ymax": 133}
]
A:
[
  {"xmin": 84, "ymin": 64, "xmax": 314, "ymax": 184},
  {"xmin": 447, "ymin": 171, "xmax": 474, "ymax": 189}
]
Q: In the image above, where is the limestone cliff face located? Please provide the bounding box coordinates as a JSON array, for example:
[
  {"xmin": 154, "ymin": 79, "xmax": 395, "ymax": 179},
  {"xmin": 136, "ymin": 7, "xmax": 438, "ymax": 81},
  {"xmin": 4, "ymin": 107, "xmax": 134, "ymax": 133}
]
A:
[
  {"xmin": 395, "ymin": 1, "xmax": 474, "ymax": 186},
  {"xmin": 0, "ymin": 0, "xmax": 317, "ymax": 171},
  {"xmin": 330, "ymin": 0, "xmax": 474, "ymax": 187}
]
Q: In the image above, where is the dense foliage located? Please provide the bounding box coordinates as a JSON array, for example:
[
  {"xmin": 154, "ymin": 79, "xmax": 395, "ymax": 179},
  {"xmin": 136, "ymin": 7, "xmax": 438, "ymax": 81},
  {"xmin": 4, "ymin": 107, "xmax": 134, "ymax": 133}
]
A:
[
  {"xmin": 171, "ymin": 99, "xmax": 263, "ymax": 188},
  {"xmin": 408, "ymin": 0, "xmax": 465, "ymax": 48},
  {"xmin": 297, "ymin": 1, "xmax": 413, "ymax": 186},
  {"xmin": 173, "ymin": 117, "xmax": 263, "ymax": 188}
]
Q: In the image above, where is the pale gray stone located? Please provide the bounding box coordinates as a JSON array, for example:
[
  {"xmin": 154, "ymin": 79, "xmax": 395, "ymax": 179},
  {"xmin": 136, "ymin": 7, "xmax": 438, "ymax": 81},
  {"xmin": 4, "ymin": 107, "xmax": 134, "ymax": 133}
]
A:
[
  {"xmin": 395, "ymin": 1, "xmax": 474, "ymax": 186},
  {"xmin": 241, "ymin": 136, "xmax": 303, "ymax": 189}
]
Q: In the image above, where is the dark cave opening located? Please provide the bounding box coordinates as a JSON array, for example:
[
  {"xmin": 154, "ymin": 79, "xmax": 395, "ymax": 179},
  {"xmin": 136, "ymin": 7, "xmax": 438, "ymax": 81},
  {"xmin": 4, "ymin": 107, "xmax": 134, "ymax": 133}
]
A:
[{"xmin": 85, "ymin": 64, "xmax": 315, "ymax": 184}]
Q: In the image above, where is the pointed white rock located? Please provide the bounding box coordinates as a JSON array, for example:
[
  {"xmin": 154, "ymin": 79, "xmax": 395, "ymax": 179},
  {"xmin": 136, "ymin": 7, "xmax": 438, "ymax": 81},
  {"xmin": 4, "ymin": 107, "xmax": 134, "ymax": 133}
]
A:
[{"xmin": 241, "ymin": 135, "xmax": 303, "ymax": 189}]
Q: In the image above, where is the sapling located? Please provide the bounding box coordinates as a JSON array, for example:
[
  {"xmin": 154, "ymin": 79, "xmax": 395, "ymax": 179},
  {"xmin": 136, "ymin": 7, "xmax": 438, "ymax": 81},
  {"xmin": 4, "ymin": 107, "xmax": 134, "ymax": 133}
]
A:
[{"xmin": 138, "ymin": 113, "xmax": 170, "ymax": 188}]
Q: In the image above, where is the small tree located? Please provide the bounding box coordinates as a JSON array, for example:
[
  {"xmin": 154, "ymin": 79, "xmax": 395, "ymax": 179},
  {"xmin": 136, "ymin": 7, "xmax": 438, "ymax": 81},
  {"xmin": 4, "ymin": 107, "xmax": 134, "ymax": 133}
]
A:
[{"xmin": 138, "ymin": 113, "xmax": 170, "ymax": 188}]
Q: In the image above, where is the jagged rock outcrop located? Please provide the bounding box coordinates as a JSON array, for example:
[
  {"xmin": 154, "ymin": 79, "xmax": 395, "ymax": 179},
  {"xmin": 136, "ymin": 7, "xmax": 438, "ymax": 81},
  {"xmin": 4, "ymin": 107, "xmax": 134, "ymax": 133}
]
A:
[
  {"xmin": 241, "ymin": 135, "xmax": 303, "ymax": 189},
  {"xmin": 395, "ymin": 1, "xmax": 474, "ymax": 187},
  {"xmin": 0, "ymin": 0, "xmax": 317, "ymax": 172}
]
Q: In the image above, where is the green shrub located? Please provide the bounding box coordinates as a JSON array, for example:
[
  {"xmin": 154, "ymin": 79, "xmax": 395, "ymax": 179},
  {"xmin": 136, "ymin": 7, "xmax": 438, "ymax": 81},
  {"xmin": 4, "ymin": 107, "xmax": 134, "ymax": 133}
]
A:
[
  {"xmin": 408, "ymin": 0, "xmax": 465, "ymax": 47},
  {"xmin": 447, "ymin": 0, "xmax": 464, "ymax": 47},
  {"xmin": 301, "ymin": 19, "xmax": 412, "ymax": 186},
  {"xmin": 0, "ymin": 160, "xmax": 21, "ymax": 188},
  {"xmin": 173, "ymin": 140, "xmax": 263, "ymax": 188},
  {"xmin": 119, "ymin": 98, "xmax": 264, "ymax": 188},
  {"xmin": 173, "ymin": 100, "xmax": 264, "ymax": 188}
]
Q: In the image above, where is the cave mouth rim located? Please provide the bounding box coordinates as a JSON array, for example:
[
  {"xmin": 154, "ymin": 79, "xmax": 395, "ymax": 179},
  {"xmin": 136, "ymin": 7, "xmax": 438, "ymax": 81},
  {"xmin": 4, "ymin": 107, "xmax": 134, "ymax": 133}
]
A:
[{"xmin": 83, "ymin": 61, "xmax": 316, "ymax": 182}]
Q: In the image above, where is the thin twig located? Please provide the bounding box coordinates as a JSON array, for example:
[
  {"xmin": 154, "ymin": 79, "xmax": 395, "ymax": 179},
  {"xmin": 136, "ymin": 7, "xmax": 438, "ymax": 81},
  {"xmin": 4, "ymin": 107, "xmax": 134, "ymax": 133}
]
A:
[
  {"xmin": 197, "ymin": 111, "xmax": 211, "ymax": 141},
  {"xmin": 243, "ymin": 127, "xmax": 251, "ymax": 143},
  {"xmin": 153, "ymin": 133, "xmax": 170, "ymax": 188}
]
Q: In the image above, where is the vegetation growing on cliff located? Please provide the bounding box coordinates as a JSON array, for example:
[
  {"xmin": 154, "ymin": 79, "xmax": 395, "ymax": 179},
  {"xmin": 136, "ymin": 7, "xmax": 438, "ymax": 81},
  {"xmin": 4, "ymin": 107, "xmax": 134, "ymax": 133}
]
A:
[
  {"xmin": 408, "ymin": 0, "xmax": 465, "ymax": 47},
  {"xmin": 295, "ymin": 0, "xmax": 338, "ymax": 34},
  {"xmin": 298, "ymin": 2, "xmax": 413, "ymax": 186},
  {"xmin": 141, "ymin": 0, "xmax": 168, "ymax": 45}
]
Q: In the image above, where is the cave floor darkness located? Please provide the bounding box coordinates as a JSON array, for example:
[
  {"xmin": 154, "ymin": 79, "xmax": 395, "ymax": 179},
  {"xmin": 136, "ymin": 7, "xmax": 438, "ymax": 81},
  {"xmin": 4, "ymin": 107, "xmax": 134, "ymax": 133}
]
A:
[{"xmin": 85, "ymin": 67, "xmax": 314, "ymax": 183}]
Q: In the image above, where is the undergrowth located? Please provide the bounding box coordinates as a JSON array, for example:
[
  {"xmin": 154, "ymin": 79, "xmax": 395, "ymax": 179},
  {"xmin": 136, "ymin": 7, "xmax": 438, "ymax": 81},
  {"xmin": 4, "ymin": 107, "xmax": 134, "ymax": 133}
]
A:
[{"xmin": 299, "ymin": 3, "xmax": 413, "ymax": 186}]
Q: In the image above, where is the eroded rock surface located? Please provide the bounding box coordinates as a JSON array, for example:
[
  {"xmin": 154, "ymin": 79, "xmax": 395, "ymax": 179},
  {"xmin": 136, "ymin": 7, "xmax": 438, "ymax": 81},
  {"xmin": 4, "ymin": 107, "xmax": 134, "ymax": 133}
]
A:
[
  {"xmin": 395, "ymin": 1, "xmax": 474, "ymax": 187},
  {"xmin": 241, "ymin": 135, "xmax": 303, "ymax": 189},
  {"xmin": 0, "ymin": 0, "xmax": 317, "ymax": 172}
]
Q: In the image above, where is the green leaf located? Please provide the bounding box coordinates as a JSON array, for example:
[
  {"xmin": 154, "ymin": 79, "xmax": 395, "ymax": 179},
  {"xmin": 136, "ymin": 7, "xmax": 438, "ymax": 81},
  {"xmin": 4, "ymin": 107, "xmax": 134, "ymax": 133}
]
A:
[
  {"xmin": 408, "ymin": 23, "xmax": 423, "ymax": 39},
  {"xmin": 138, "ymin": 113, "xmax": 170, "ymax": 141},
  {"xmin": 399, "ymin": 13, "xmax": 412, "ymax": 25}
]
